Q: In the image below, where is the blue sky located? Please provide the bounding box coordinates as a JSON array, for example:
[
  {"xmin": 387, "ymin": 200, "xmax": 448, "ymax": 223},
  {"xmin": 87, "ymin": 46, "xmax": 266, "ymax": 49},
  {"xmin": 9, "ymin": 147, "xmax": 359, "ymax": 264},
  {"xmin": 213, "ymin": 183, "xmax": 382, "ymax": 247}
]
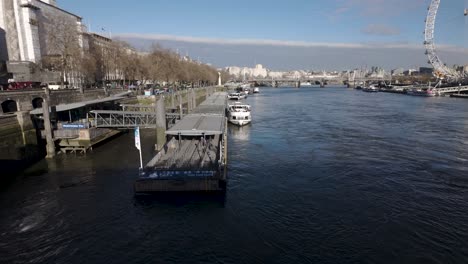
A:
[{"xmin": 58, "ymin": 0, "xmax": 468, "ymax": 69}]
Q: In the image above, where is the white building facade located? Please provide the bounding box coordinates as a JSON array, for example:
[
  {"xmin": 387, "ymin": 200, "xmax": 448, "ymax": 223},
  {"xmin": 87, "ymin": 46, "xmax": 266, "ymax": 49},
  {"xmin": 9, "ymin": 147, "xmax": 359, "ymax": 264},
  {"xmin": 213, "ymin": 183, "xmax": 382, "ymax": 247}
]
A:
[
  {"xmin": 0, "ymin": 0, "xmax": 85, "ymax": 84},
  {"xmin": 225, "ymin": 64, "xmax": 269, "ymax": 79}
]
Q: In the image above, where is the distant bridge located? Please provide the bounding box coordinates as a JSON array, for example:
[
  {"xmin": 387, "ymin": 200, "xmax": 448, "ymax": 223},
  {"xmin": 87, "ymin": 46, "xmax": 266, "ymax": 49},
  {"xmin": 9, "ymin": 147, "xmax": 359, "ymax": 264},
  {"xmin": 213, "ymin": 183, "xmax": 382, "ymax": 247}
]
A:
[{"xmin": 249, "ymin": 77, "xmax": 393, "ymax": 87}]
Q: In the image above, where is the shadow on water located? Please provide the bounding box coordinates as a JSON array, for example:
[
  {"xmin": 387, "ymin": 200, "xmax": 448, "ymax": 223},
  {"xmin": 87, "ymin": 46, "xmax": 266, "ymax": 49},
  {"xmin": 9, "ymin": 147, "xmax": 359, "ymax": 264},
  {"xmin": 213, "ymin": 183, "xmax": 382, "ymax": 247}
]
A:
[{"xmin": 134, "ymin": 192, "xmax": 227, "ymax": 208}]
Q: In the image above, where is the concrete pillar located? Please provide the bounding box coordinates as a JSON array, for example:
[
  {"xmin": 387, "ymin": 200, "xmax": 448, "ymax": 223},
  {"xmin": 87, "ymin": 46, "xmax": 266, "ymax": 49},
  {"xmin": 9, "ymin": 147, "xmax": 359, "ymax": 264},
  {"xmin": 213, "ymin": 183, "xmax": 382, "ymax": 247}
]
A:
[
  {"xmin": 42, "ymin": 97, "xmax": 55, "ymax": 158},
  {"xmin": 16, "ymin": 111, "xmax": 36, "ymax": 146},
  {"xmin": 14, "ymin": 111, "xmax": 39, "ymax": 161},
  {"xmin": 178, "ymin": 92, "xmax": 183, "ymax": 120},
  {"xmin": 155, "ymin": 97, "xmax": 166, "ymax": 151},
  {"xmin": 171, "ymin": 91, "xmax": 175, "ymax": 109},
  {"xmin": 187, "ymin": 89, "xmax": 193, "ymax": 113},
  {"xmin": 192, "ymin": 88, "xmax": 196, "ymax": 108}
]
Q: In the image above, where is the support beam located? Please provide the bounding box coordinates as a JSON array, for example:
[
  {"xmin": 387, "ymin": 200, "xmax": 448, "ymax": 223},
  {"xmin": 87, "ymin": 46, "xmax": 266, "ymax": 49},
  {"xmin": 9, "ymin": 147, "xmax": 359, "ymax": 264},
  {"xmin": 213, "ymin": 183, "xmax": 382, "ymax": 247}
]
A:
[
  {"xmin": 155, "ymin": 96, "xmax": 166, "ymax": 151},
  {"xmin": 42, "ymin": 93, "xmax": 55, "ymax": 158},
  {"xmin": 191, "ymin": 88, "xmax": 196, "ymax": 108},
  {"xmin": 171, "ymin": 91, "xmax": 175, "ymax": 109},
  {"xmin": 178, "ymin": 92, "xmax": 183, "ymax": 120},
  {"xmin": 187, "ymin": 89, "xmax": 193, "ymax": 113}
]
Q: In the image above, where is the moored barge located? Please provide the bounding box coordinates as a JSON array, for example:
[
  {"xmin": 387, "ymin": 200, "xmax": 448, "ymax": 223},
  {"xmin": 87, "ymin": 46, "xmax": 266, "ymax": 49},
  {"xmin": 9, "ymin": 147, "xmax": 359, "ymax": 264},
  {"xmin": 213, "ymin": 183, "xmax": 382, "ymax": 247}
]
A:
[{"xmin": 134, "ymin": 92, "xmax": 228, "ymax": 193}]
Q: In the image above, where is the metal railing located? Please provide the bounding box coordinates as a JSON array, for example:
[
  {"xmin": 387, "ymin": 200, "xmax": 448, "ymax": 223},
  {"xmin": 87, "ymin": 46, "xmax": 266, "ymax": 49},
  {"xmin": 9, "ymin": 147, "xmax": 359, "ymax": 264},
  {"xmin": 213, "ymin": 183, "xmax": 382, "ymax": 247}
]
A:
[
  {"xmin": 89, "ymin": 110, "xmax": 183, "ymax": 129},
  {"xmin": 90, "ymin": 110, "xmax": 159, "ymax": 128}
]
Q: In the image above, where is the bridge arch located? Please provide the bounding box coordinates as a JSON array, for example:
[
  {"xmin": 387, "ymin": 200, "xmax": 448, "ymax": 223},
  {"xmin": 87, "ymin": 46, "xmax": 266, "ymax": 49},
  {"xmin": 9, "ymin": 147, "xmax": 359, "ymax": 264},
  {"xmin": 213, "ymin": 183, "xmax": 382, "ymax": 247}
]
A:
[
  {"xmin": 1, "ymin": 100, "xmax": 18, "ymax": 113},
  {"xmin": 32, "ymin": 97, "xmax": 44, "ymax": 109}
]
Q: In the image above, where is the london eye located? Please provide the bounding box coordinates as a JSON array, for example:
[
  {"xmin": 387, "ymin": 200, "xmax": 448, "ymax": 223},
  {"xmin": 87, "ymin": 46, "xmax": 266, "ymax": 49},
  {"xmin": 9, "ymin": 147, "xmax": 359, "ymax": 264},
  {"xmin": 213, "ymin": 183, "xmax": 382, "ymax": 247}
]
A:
[{"xmin": 424, "ymin": 0, "xmax": 467, "ymax": 82}]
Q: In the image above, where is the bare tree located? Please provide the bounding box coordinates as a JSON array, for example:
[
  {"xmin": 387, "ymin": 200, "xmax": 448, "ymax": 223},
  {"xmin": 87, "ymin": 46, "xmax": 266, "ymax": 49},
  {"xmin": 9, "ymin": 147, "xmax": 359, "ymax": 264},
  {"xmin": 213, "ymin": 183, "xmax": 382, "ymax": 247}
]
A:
[{"xmin": 43, "ymin": 14, "xmax": 82, "ymax": 89}]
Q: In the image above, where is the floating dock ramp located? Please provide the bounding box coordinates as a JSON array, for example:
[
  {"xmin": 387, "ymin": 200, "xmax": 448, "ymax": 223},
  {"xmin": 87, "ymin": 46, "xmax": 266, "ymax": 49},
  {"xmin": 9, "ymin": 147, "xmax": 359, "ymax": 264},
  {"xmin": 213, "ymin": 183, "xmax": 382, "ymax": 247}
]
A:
[{"xmin": 134, "ymin": 92, "xmax": 228, "ymax": 193}]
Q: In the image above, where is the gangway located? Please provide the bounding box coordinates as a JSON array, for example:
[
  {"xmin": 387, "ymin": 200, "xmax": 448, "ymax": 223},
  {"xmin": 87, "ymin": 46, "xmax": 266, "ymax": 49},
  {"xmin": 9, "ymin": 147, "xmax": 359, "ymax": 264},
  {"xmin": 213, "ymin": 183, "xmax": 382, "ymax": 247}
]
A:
[
  {"xmin": 434, "ymin": 86, "xmax": 468, "ymax": 94},
  {"xmin": 90, "ymin": 110, "xmax": 183, "ymax": 129}
]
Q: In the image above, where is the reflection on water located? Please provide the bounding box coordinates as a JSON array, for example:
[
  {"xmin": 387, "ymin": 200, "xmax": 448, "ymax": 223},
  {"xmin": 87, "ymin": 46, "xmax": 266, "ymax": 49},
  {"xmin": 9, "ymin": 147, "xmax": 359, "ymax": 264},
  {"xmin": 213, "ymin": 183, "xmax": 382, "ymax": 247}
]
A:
[
  {"xmin": 1, "ymin": 87, "xmax": 468, "ymax": 263},
  {"xmin": 228, "ymin": 124, "xmax": 251, "ymax": 141},
  {"xmin": 134, "ymin": 192, "xmax": 227, "ymax": 208}
]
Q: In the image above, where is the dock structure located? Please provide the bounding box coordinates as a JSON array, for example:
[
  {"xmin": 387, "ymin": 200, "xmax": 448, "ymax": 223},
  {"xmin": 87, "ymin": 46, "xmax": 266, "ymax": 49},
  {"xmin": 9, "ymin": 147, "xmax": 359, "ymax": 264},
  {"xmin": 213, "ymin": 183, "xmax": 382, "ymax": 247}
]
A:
[
  {"xmin": 30, "ymin": 95, "xmax": 129, "ymax": 154},
  {"xmin": 134, "ymin": 92, "xmax": 228, "ymax": 193}
]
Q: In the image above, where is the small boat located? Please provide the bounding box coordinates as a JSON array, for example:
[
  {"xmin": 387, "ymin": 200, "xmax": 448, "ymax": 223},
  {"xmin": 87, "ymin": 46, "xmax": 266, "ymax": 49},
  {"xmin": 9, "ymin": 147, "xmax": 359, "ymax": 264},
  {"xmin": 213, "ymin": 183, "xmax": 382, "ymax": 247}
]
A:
[
  {"xmin": 301, "ymin": 81, "xmax": 313, "ymax": 87},
  {"xmin": 227, "ymin": 92, "xmax": 246, "ymax": 100},
  {"xmin": 253, "ymin": 87, "xmax": 260, "ymax": 93},
  {"xmin": 228, "ymin": 102, "xmax": 251, "ymax": 126},
  {"xmin": 407, "ymin": 88, "xmax": 436, "ymax": 97},
  {"xmin": 363, "ymin": 85, "xmax": 379, "ymax": 92},
  {"xmin": 236, "ymin": 87, "xmax": 250, "ymax": 96}
]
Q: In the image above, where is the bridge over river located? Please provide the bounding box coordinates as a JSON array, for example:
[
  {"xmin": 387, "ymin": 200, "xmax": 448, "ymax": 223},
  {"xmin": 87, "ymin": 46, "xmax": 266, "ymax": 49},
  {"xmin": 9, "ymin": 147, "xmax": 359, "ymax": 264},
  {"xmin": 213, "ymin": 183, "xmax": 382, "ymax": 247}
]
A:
[{"xmin": 250, "ymin": 77, "xmax": 393, "ymax": 87}]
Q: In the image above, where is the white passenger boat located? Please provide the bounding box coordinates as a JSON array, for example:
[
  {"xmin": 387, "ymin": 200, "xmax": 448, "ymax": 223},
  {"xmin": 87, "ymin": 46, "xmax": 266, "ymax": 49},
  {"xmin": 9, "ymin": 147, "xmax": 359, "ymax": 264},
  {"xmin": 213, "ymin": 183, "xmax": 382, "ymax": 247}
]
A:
[
  {"xmin": 236, "ymin": 87, "xmax": 250, "ymax": 96},
  {"xmin": 407, "ymin": 88, "xmax": 436, "ymax": 97},
  {"xmin": 228, "ymin": 102, "xmax": 251, "ymax": 126},
  {"xmin": 253, "ymin": 87, "xmax": 260, "ymax": 93},
  {"xmin": 363, "ymin": 85, "xmax": 379, "ymax": 92},
  {"xmin": 227, "ymin": 92, "xmax": 246, "ymax": 100}
]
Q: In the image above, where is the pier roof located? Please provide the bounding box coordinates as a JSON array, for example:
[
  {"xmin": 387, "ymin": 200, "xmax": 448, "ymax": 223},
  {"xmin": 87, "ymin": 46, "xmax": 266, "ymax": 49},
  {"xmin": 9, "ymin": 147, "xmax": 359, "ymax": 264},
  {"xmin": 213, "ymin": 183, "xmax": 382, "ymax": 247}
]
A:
[
  {"xmin": 30, "ymin": 96, "xmax": 124, "ymax": 115},
  {"xmin": 166, "ymin": 92, "xmax": 227, "ymax": 136},
  {"xmin": 191, "ymin": 92, "xmax": 227, "ymax": 115},
  {"xmin": 166, "ymin": 114, "xmax": 225, "ymax": 136}
]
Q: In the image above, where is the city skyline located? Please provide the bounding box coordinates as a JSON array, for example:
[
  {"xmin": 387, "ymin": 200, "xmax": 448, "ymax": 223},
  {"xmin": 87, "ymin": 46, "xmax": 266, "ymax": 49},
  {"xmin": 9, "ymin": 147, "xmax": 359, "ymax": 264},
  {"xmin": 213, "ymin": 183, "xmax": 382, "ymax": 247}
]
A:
[{"xmin": 59, "ymin": 0, "xmax": 468, "ymax": 69}]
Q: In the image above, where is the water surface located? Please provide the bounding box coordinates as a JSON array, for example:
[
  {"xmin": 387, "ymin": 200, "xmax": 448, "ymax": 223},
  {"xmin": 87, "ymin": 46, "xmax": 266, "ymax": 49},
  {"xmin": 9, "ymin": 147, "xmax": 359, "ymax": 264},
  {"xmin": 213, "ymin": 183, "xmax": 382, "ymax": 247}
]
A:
[{"xmin": 1, "ymin": 87, "xmax": 468, "ymax": 263}]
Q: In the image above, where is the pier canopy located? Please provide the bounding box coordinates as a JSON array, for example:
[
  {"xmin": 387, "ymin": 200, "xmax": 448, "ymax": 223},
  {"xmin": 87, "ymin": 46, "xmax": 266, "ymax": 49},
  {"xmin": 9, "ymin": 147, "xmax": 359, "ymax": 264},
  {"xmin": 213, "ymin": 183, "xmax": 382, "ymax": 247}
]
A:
[
  {"xmin": 191, "ymin": 92, "xmax": 227, "ymax": 115},
  {"xmin": 166, "ymin": 92, "xmax": 227, "ymax": 136},
  {"xmin": 30, "ymin": 96, "xmax": 125, "ymax": 115},
  {"xmin": 166, "ymin": 114, "xmax": 225, "ymax": 136}
]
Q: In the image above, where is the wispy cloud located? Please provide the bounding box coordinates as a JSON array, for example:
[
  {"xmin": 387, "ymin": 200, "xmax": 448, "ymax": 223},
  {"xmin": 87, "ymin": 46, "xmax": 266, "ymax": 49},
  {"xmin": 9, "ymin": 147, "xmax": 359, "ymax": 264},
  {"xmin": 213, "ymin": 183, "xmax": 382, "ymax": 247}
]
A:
[
  {"xmin": 332, "ymin": 0, "xmax": 425, "ymax": 16},
  {"xmin": 116, "ymin": 33, "xmax": 467, "ymax": 53},
  {"xmin": 361, "ymin": 24, "xmax": 400, "ymax": 36},
  {"xmin": 116, "ymin": 33, "xmax": 468, "ymax": 70}
]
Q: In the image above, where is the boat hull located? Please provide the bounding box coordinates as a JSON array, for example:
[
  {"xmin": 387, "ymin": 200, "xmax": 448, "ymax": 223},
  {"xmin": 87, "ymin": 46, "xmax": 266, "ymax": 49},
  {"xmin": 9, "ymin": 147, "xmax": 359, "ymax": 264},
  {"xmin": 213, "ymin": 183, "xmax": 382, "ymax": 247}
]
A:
[
  {"xmin": 134, "ymin": 177, "xmax": 227, "ymax": 193},
  {"xmin": 228, "ymin": 119, "xmax": 251, "ymax": 126},
  {"xmin": 135, "ymin": 92, "xmax": 228, "ymax": 194},
  {"xmin": 407, "ymin": 91, "xmax": 436, "ymax": 97}
]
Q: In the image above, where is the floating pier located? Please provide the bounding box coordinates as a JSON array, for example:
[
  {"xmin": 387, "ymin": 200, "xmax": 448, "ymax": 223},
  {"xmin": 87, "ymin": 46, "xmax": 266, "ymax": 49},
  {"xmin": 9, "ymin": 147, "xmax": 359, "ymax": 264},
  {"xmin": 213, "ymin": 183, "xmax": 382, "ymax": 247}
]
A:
[
  {"xmin": 450, "ymin": 94, "xmax": 468, "ymax": 99},
  {"xmin": 134, "ymin": 92, "xmax": 228, "ymax": 193}
]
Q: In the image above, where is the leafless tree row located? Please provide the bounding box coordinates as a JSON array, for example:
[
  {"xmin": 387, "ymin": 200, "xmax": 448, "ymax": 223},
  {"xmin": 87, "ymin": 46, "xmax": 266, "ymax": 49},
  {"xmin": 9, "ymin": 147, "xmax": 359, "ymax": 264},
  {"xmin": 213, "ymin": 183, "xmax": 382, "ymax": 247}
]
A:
[{"xmin": 40, "ymin": 15, "xmax": 229, "ymax": 89}]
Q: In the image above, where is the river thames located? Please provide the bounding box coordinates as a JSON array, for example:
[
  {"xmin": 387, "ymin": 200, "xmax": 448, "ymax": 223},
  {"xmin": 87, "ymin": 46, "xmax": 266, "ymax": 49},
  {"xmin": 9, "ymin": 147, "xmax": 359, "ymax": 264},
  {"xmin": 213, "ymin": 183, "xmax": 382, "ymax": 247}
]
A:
[{"xmin": 1, "ymin": 87, "xmax": 468, "ymax": 263}]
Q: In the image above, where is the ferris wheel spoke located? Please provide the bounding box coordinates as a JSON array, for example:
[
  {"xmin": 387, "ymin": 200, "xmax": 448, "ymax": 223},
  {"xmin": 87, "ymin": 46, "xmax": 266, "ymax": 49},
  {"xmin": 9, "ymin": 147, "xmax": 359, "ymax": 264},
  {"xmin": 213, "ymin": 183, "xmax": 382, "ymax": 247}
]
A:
[{"xmin": 424, "ymin": 0, "xmax": 466, "ymax": 80}]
